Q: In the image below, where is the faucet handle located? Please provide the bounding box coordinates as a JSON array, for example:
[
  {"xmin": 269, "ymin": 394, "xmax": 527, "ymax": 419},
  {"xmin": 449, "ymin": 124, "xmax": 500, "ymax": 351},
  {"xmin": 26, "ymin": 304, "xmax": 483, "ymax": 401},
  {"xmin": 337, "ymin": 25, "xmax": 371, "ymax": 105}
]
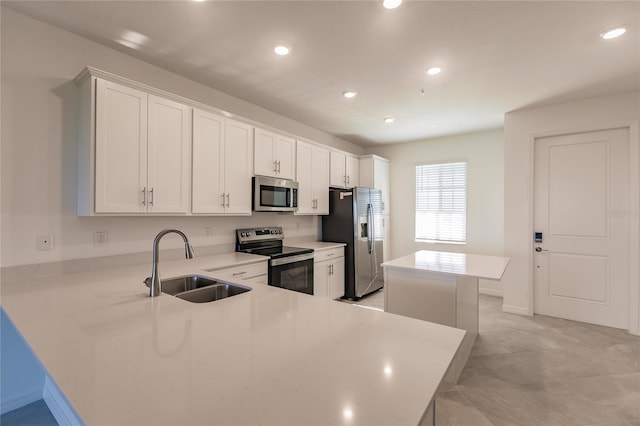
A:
[{"xmin": 143, "ymin": 277, "xmax": 152, "ymax": 287}]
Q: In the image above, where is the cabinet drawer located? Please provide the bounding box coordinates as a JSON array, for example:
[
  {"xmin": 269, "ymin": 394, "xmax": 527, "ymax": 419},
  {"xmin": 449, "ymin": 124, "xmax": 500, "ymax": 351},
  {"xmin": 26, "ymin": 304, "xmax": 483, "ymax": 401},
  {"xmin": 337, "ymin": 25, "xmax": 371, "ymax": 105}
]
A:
[
  {"xmin": 314, "ymin": 248, "xmax": 344, "ymax": 263},
  {"xmin": 206, "ymin": 262, "xmax": 268, "ymax": 282}
]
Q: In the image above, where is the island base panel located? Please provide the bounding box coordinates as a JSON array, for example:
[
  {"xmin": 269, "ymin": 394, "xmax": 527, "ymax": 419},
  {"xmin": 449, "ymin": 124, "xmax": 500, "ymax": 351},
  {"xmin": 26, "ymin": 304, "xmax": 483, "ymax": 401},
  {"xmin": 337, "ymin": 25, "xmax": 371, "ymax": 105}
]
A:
[{"xmin": 385, "ymin": 269, "xmax": 479, "ymax": 383}]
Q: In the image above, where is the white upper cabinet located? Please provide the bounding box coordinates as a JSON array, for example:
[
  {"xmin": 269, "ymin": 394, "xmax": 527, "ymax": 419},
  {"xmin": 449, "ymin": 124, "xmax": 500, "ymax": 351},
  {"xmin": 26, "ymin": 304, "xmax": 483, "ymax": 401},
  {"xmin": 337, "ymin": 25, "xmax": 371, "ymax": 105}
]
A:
[
  {"xmin": 254, "ymin": 128, "xmax": 295, "ymax": 179},
  {"xmin": 93, "ymin": 79, "xmax": 189, "ymax": 214},
  {"xmin": 223, "ymin": 120, "xmax": 254, "ymax": 214},
  {"xmin": 359, "ymin": 155, "xmax": 390, "ymax": 214},
  {"xmin": 192, "ymin": 109, "xmax": 253, "ymax": 215},
  {"xmin": 147, "ymin": 95, "xmax": 190, "ymax": 213},
  {"xmin": 346, "ymin": 155, "xmax": 359, "ymax": 188},
  {"xmin": 330, "ymin": 150, "xmax": 359, "ymax": 188},
  {"xmin": 359, "ymin": 154, "xmax": 391, "ymax": 262},
  {"xmin": 296, "ymin": 140, "xmax": 329, "ymax": 215},
  {"xmin": 94, "ymin": 80, "xmax": 148, "ymax": 213}
]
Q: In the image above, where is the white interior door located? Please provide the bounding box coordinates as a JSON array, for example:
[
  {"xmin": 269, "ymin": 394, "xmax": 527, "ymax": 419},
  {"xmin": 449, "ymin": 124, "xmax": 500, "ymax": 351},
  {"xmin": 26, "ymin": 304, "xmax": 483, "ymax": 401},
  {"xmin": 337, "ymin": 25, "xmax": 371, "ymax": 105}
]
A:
[{"xmin": 534, "ymin": 128, "xmax": 630, "ymax": 329}]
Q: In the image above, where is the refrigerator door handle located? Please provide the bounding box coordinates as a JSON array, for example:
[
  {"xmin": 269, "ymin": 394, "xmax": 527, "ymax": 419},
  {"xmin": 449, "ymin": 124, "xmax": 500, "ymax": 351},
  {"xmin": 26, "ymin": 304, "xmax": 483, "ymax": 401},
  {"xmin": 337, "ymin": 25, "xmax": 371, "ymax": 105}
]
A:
[
  {"xmin": 367, "ymin": 203, "xmax": 373, "ymax": 254},
  {"xmin": 371, "ymin": 203, "xmax": 378, "ymax": 275}
]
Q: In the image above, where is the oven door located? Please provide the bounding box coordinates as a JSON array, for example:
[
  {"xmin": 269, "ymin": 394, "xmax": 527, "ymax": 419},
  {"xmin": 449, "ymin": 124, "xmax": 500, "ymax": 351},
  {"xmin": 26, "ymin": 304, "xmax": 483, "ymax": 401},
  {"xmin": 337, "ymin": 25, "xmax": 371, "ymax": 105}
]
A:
[{"xmin": 269, "ymin": 253, "xmax": 314, "ymax": 295}]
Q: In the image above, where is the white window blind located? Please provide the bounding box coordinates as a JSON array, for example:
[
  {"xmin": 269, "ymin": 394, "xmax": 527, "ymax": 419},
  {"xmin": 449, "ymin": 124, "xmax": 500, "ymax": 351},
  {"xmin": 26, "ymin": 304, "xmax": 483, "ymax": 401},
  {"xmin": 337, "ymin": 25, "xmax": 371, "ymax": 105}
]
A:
[{"xmin": 415, "ymin": 162, "xmax": 466, "ymax": 243}]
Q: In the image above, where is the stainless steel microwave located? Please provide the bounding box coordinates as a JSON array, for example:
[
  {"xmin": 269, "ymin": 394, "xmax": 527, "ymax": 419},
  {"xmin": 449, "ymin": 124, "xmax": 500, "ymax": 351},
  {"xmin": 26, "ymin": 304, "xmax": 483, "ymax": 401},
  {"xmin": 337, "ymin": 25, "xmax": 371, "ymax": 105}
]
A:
[{"xmin": 253, "ymin": 176, "xmax": 298, "ymax": 212}]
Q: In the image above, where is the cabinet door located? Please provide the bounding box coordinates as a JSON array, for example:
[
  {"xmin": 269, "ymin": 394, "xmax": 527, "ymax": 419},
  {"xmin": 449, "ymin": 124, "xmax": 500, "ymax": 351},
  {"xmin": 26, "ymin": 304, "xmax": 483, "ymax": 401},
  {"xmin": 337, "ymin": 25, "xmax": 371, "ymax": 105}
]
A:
[
  {"xmin": 295, "ymin": 141, "xmax": 314, "ymax": 214},
  {"xmin": 313, "ymin": 145, "xmax": 330, "ymax": 214},
  {"xmin": 276, "ymin": 134, "xmax": 295, "ymax": 179},
  {"xmin": 254, "ymin": 128, "xmax": 277, "ymax": 177},
  {"xmin": 147, "ymin": 95, "xmax": 190, "ymax": 213},
  {"xmin": 192, "ymin": 109, "xmax": 225, "ymax": 214},
  {"xmin": 224, "ymin": 119, "xmax": 253, "ymax": 214},
  {"xmin": 314, "ymin": 260, "xmax": 329, "ymax": 297},
  {"xmin": 374, "ymin": 157, "xmax": 390, "ymax": 214},
  {"xmin": 346, "ymin": 155, "xmax": 359, "ymax": 188},
  {"xmin": 328, "ymin": 257, "xmax": 345, "ymax": 299},
  {"xmin": 330, "ymin": 151, "xmax": 346, "ymax": 187},
  {"xmin": 95, "ymin": 79, "xmax": 148, "ymax": 213}
]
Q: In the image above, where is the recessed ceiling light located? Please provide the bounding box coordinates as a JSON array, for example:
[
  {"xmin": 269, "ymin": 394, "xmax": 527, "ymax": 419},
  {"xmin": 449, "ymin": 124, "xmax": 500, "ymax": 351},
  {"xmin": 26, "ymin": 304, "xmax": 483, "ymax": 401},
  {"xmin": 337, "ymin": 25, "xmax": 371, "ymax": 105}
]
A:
[
  {"xmin": 343, "ymin": 91, "xmax": 357, "ymax": 98},
  {"xmin": 383, "ymin": 0, "xmax": 402, "ymax": 9},
  {"xmin": 274, "ymin": 45, "xmax": 290, "ymax": 55},
  {"xmin": 384, "ymin": 117, "xmax": 395, "ymax": 123},
  {"xmin": 600, "ymin": 27, "xmax": 627, "ymax": 40},
  {"xmin": 426, "ymin": 67, "xmax": 442, "ymax": 76}
]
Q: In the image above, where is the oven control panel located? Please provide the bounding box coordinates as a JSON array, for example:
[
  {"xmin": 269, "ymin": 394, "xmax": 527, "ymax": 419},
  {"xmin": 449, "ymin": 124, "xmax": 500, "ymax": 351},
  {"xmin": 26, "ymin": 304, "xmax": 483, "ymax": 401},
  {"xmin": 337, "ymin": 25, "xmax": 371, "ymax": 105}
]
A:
[{"xmin": 237, "ymin": 227, "xmax": 284, "ymax": 243}]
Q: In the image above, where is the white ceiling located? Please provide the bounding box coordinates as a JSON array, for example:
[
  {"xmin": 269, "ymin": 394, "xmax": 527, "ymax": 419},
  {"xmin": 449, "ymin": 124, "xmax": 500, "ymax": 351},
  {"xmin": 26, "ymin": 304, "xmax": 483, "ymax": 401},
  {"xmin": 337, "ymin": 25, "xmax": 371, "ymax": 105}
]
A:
[{"xmin": 4, "ymin": 0, "xmax": 639, "ymax": 146}]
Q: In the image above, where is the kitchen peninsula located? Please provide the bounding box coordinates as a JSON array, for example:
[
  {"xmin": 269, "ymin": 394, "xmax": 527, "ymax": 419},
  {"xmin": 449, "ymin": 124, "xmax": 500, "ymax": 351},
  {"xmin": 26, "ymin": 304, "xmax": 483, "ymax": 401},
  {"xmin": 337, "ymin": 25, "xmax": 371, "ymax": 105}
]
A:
[
  {"xmin": 1, "ymin": 253, "xmax": 464, "ymax": 425},
  {"xmin": 383, "ymin": 250, "xmax": 509, "ymax": 383}
]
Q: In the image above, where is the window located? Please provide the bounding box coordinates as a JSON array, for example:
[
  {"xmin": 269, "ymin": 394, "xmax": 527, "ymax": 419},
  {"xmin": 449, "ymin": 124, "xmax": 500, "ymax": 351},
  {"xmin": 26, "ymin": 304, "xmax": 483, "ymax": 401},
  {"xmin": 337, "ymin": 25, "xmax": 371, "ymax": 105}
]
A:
[{"xmin": 415, "ymin": 161, "xmax": 466, "ymax": 243}]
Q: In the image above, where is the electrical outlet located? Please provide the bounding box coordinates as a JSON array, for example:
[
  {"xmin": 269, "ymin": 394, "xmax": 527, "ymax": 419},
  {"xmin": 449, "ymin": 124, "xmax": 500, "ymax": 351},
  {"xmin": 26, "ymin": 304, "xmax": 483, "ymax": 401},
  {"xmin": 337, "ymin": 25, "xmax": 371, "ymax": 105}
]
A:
[
  {"xmin": 94, "ymin": 231, "xmax": 108, "ymax": 246},
  {"xmin": 37, "ymin": 234, "xmax": 53, "ymax": 251}
]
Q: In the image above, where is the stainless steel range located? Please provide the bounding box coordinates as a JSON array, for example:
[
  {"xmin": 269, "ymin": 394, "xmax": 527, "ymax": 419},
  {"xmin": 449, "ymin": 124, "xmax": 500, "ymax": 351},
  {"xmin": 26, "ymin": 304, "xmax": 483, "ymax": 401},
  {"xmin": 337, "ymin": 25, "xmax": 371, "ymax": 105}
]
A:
[{"xmin": 236, "ymin": 227, "xmax": 314, "ymax": 295}]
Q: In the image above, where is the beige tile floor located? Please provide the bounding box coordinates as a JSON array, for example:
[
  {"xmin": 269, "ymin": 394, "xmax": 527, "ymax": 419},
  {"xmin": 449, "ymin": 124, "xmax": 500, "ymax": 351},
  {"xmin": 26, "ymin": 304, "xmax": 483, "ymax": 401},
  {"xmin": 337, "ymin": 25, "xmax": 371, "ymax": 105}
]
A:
[{"xmin": 350, "ymin": 290, "xmax": 640, "ymax": 426}]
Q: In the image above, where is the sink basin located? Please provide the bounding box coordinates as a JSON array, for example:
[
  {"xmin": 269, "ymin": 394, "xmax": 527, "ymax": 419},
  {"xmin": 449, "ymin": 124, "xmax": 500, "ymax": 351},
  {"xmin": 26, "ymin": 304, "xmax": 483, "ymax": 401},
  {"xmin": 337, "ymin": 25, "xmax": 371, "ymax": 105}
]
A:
[
  {"xmin": 176, "ymin": 283, "xmax": 251, "ymax": 303},
  {"xmin": 160, "ymin": 274, "xmax": 219, "ymax": 296},
  {"xmin": 153, "ymin": 274, "xmax": 252, "ymax": 303}
]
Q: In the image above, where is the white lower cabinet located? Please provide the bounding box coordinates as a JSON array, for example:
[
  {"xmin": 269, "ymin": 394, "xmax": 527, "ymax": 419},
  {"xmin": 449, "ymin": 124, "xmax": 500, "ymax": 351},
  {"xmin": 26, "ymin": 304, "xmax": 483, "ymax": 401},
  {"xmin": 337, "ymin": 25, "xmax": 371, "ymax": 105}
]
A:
[
  {"xmin": 313, "ymin": 248, "xmax": 345, "ymax": 299},
  {"xmin": 206, "ymin": 261, "xmax": 268, "ymax": 284}
]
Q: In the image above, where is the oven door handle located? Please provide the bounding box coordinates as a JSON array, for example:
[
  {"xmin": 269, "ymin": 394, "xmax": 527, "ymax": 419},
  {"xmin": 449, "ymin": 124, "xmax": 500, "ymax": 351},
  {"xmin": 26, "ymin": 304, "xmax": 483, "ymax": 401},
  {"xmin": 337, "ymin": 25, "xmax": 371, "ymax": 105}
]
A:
[{"xmin": 270, "ymin": 252, "xmax": 314, "ymax": 266}]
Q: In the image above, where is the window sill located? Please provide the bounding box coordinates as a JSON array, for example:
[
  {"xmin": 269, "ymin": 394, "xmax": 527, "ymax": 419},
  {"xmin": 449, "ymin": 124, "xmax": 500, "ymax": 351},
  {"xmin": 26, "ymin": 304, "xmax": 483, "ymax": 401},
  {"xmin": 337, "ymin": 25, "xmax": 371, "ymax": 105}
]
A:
[{"xmin": 415, "ymin": 239, "xmax": 467, "ymax": 246}]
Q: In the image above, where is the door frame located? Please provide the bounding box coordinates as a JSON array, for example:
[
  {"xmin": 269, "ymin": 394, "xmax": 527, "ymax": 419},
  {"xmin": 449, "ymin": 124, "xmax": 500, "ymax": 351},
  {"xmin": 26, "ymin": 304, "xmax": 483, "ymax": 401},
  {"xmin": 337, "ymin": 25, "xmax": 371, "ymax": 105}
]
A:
[{"xmin": 528, "ymin": 121, "xmax": 639, "ymax": 335}]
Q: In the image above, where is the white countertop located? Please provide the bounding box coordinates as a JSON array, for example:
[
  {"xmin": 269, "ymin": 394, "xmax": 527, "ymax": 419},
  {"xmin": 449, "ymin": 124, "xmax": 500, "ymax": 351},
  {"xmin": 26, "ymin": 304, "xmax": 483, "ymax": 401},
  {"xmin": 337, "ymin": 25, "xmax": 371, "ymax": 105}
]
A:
[
  {"xmin": 1, "ymin": 252, "xmax": 464, "ymax": 425},
  {"xmin": 284, "ymin": 239, "xmax": 346, "ymax": 251},
  {"xmin": 382, "ymin": 250, "xmax": 510, "ymax": 281}
]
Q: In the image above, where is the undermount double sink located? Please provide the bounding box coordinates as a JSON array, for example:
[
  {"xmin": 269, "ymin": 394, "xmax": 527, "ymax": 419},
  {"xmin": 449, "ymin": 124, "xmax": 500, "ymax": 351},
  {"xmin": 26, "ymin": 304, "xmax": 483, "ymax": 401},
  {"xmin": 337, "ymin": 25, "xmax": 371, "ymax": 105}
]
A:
[{"xmin": 155, "ymin": 275, "xmax": 251, "ymax": 303}]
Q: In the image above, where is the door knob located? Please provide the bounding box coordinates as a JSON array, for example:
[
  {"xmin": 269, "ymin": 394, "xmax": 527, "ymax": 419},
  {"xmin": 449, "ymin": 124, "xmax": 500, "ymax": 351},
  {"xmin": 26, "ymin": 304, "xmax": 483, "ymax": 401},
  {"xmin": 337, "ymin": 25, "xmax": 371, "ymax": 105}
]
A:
[{"xmin": 535, "ymin": 247, "xmax": 548, "ymax": 252}]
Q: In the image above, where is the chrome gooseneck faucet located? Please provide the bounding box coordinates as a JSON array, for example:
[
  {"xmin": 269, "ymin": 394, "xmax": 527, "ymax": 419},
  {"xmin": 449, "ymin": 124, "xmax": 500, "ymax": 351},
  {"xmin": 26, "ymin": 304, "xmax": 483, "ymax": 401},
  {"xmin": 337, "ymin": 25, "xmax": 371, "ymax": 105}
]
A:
[{"xmin": 148, "ymin": 229, "xmax": 195, "ymax": 297}]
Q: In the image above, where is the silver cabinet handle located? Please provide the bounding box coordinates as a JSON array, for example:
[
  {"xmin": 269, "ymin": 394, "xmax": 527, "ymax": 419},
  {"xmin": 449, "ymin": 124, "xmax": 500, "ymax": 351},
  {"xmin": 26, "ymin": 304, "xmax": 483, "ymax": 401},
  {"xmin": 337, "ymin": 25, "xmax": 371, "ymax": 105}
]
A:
[
  {"xmin": 273, "ymin": 161, "xmax": 278, "ymax": 172},
  {"xmin": 150, "ymin": 188, "xmax": 154, "ymax": 206},
  {"xmin": 277, "ymin": 160, "xmax": 281, "ymax": 173},
  {"xmin": 535, "ymin": 247, "xmax": 548, "ymax": 252},
  {"xmin": 232, "ymin": 271, "xmax": 247, "ymax": 276},
  {"xmin": 346, "ymin": 175, "xmax": 350, "ymax": 185},
  {"xmin": 142, "ymin": 187, "xmax": 147, "ymax": 206},
  {"xmin": 328, "ymin": 264, "xmax": 332, "ymax": 276},
  {"xmin": 343, "ymin": 175, "xmax": 346, "ymax": 184},
  {"xmin": 226, "ymin": 193, "xmax": 230, "ymax": 208},
  {"xmin": 221, "ymin": 193, "xmax": 226, "ymax": 207}
]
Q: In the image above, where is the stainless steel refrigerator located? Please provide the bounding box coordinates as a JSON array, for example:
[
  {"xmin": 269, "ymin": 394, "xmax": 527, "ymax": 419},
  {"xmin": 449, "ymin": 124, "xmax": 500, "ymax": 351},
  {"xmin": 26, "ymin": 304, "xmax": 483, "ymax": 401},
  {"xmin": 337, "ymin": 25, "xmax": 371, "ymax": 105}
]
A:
[{"xmin": 322, "ymin": 187, "xmax": 384, "ymax": 299}]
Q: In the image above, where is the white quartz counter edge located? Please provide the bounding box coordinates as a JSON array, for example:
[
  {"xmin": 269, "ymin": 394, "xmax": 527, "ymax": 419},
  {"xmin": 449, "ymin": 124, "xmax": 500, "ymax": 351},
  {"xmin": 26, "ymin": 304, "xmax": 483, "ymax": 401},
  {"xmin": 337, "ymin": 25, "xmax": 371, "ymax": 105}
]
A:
[
  {"xmin": 382, "ymin": 250, "xmax": 510, "ymax": 281},
  {"xmin": 2, "ymin": 252, "xmax": 464, "ymax": 426}
]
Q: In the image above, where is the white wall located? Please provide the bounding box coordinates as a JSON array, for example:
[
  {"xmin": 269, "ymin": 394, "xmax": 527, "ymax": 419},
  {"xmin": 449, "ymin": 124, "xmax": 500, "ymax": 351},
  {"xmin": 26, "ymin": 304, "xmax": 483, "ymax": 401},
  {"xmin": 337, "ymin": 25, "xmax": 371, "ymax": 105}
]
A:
[
  {"xmin": 0, "ymin": 8, "xmax": 362, "ymax": 267},
  {"xmin": 367, "ymin": 128, "xmax": 505, "ymax": 295},
  {"xmin": 503, "ymin": 91, "xmax": 640, "ymax": 333}
]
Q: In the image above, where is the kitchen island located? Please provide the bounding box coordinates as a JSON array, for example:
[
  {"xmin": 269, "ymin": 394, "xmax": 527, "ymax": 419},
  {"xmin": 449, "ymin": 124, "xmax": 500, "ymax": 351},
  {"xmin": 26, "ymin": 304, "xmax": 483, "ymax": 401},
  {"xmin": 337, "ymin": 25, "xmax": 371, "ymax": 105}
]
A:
[
  {"xmin": 383, "ymin": 250, "xmax": 509, "ymax": 383},
  {"xmin": 1, "ymin": 252, "xmax": 464, "ymax": 425}
]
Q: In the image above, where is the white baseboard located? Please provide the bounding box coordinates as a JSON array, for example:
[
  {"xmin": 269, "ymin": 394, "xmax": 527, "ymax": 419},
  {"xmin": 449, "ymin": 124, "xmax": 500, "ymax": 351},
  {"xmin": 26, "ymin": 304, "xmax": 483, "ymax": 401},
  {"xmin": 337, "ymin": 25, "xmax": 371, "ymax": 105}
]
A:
[
  {"xmin": 0, "ymin": 389, "xmax": 42, "ymax": 415},
  {"xmin": 502, "ymin": 304, "xmax": 531, "ymax": 316},
  {"xmin": 479, "ymin": 288, "xmax": 503, "ymax": 297},
  {"xmin": 43, "ymin": 376, "xmax": 83, "ymax": 425}
]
